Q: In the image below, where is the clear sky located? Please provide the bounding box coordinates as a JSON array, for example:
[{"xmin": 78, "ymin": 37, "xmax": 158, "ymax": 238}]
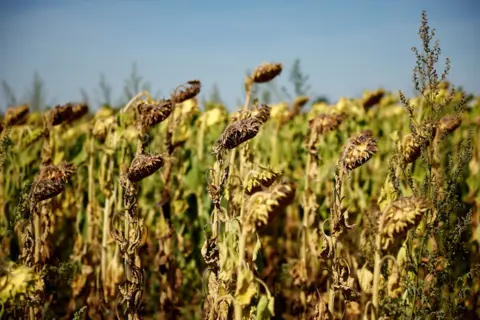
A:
[{"xmin": 0, "ymin": 0, "xmax": 479, "ymax": 110}]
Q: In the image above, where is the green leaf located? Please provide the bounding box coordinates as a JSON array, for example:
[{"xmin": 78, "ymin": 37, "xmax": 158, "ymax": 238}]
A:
[{"xmin": 255, "ymin": 294, "xmax": 274, "ymax": 320}]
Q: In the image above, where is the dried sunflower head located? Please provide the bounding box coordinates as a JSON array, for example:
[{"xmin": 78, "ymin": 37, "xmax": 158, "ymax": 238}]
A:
[
  {"xmin": 308, "ymin": 112, "xmax": 346, "ymax": 135},
  {"xmin": 438, "ymin": 115, "xmax": 461, "ymax": 134},
  {"xmin": 172, "ymin": 80, "xmax": 201, "ymax": 103},
  {"xmin": 244, "ymin": 166, "xmax": 282, "ymax": 195},
  {"xmin": 68, "ymin": 103, "xmax": 89, "ymax": 122},
  {"xmin": 293, "ymin": 96, "xmax": 310, "ymax": 110},
  {"xmin": 253, "ymin": 104, "xmax": 271, "ymax": 123},
  {"xmin": 244, "ymin": 183, "xmax": 295, "ymax": 231},
  {"xmin": 381, "ymin": 197, "xmax": 429, "ymax": 249},
  {"xmin": 5, "ymin": 104, "xmax": 29, "ymax": 126},
  {"xmin": 137, "ymin": 99, "xmax": 173, "ymax": 129},
  {"xmin": 49, "ymin": 103, "xmax": 74, "ymax": 126},
  {"xmin": 401, "ymin": 134, "xmax": 421, "ymax": 164},
  {"xmin": 127, "ymin": 153, "xmax": 164, "ymax": 182},
  {"xmin": 30, "ymin": 162, "xmax": 76, "ymax": 203},
  {"xmin": 214, "ymin": 117, "xmax": 262, "ymax": 153},
  {"xmin": 251, "ymin": 62, "xmax": 283, "ymax": 83},
  {"xmin": 362, "ymin": 89, "xmax": 385, "ymax": 109},
  {"xmin": 340, "ymin": 130, "xmax": 378, "ymax": 172}
]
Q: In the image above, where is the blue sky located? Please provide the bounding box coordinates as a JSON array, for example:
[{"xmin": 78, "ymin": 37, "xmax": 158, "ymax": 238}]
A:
[{"xmin": 0, "ymin": 0, "xmax": 479, "ymax": 110}]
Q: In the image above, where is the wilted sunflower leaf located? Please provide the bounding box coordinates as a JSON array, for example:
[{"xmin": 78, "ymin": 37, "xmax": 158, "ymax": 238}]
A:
[{"xmin": 235, "ymin": 269, "xmax": 257, "ymax": 306}]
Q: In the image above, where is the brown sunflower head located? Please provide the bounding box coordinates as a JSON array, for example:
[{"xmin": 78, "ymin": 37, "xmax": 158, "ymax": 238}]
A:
[
  {"xmin": 137, "ymin": 99, "xmax": 174, "ymax": 129},
  {"xmin": 127, "ymin": 153, "xmax": 164, "ymax": 182},
  {"xmin": 340, "ymin": 130, "xmax": 378, "ymax": 173},
  {"xmin": 401, "ymin": 134, "xmax": 421, "ymax": 164},
  {"xmin": 214, "ymin": 117, "xmax": 262, "ymax": 154},
  {"xmin": 30, "ymin": 162, "xmax": 76, "ymax": 203},
  {"xmin": 68, "ymin": 103, "xmax": 89, "ymax": 122},
  {"xmin": 251, "ymin": 62, "xmax": 283, "ymax": 83},
  {"xmin": 172, "ymin": 80, "xmax": 202, "ymax": 103},
  {"xmin": 49, "ymin": 103, "xmax": 74, "ymax": 126},
  {"xmin": 438, "ymin": 115, "xmax": 461, "ymax": 134},
  {"xmin": 5, "ymin": 104, "xmax": 30, "ymax": 126}
]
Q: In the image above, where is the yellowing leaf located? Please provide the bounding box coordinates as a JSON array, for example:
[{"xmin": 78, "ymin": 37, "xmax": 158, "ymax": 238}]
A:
[{"xmin": 235, "ymin": 269, "xmax": 257, "ymax": 306}]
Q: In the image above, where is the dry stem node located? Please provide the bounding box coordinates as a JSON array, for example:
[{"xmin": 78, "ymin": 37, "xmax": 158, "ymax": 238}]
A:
[
  {"xmin": 340, "ymin": 130, "xmax": 378, "ymax": 173},
  {"xmin": 250, "ymin": 62, "xmax": 283, "ymax": 83},
  {"xmin": 127, "ymin": 153, "xmax": 164, "ymax": 182}
]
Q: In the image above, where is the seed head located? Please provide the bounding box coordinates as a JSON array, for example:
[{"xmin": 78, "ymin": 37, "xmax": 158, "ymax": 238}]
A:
[
  {"xmin": 30, "ymin": 162, "xmax": 76, "ymax": 203},
  {"xmin": 381, "ymin": 197, "xmax": 429, "ymax": 249},
  {"xmin": 68, "ymin": 103, "xmax": 89, "ymax": 122},
  {"xmin": 245, "ymin": 183, "xmax": 295, "ymax": 231},
  {"xmin": 244, "ymin": 166, "xmax": 282, "ymax": 195},
  {"xmin": 127, "ymin": 153, "xmax": 164, "ymax": 182},
  {"xmin": 137, "ymin": 99, "xmax": 173, "ymax": 129},
  {"xmin": 5, "ymin": 104, "xmax": 29, "ymax": 126},
  {"xmin": 253, "ymin": 104, "xmax": 271, "ymax": 123},
  {"xmin": 251, "ymin": 62, "xmax": 283, "ymax": 83},
  {"xmin": 293, "ymin": 96, "xmax": 310, "ymax": 110},
  {"xmin": 401, "ymin": 134, "xmax": 421, "ymax": 164},
  {"xmin": 49, "ymin": 103, "xmax": 74, "ymax": 126},
  {"xmin": 340, "ymin": 130, "xmax": 378, "ymax": 172},
  {"xmin": 172, "ymin": 80, "xmax": 201, "ymax": 103},
  {"xmin": 214, "ymin": 117, "xmax": 262, "ymax": 153},
  {"xmin": 362, "ymin": 89, "xmax": 385, "ymax": 109},
  {"xmin": 308, "ymin": 112, "xmax": 346, "ymax": 135},
  {"xmin": 92, "ymin": 115, "xmax": 116, "ymax": 141},
  {"xmin": 438, "ymin": 115, "xmax": 461, "ymax": 134}
]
